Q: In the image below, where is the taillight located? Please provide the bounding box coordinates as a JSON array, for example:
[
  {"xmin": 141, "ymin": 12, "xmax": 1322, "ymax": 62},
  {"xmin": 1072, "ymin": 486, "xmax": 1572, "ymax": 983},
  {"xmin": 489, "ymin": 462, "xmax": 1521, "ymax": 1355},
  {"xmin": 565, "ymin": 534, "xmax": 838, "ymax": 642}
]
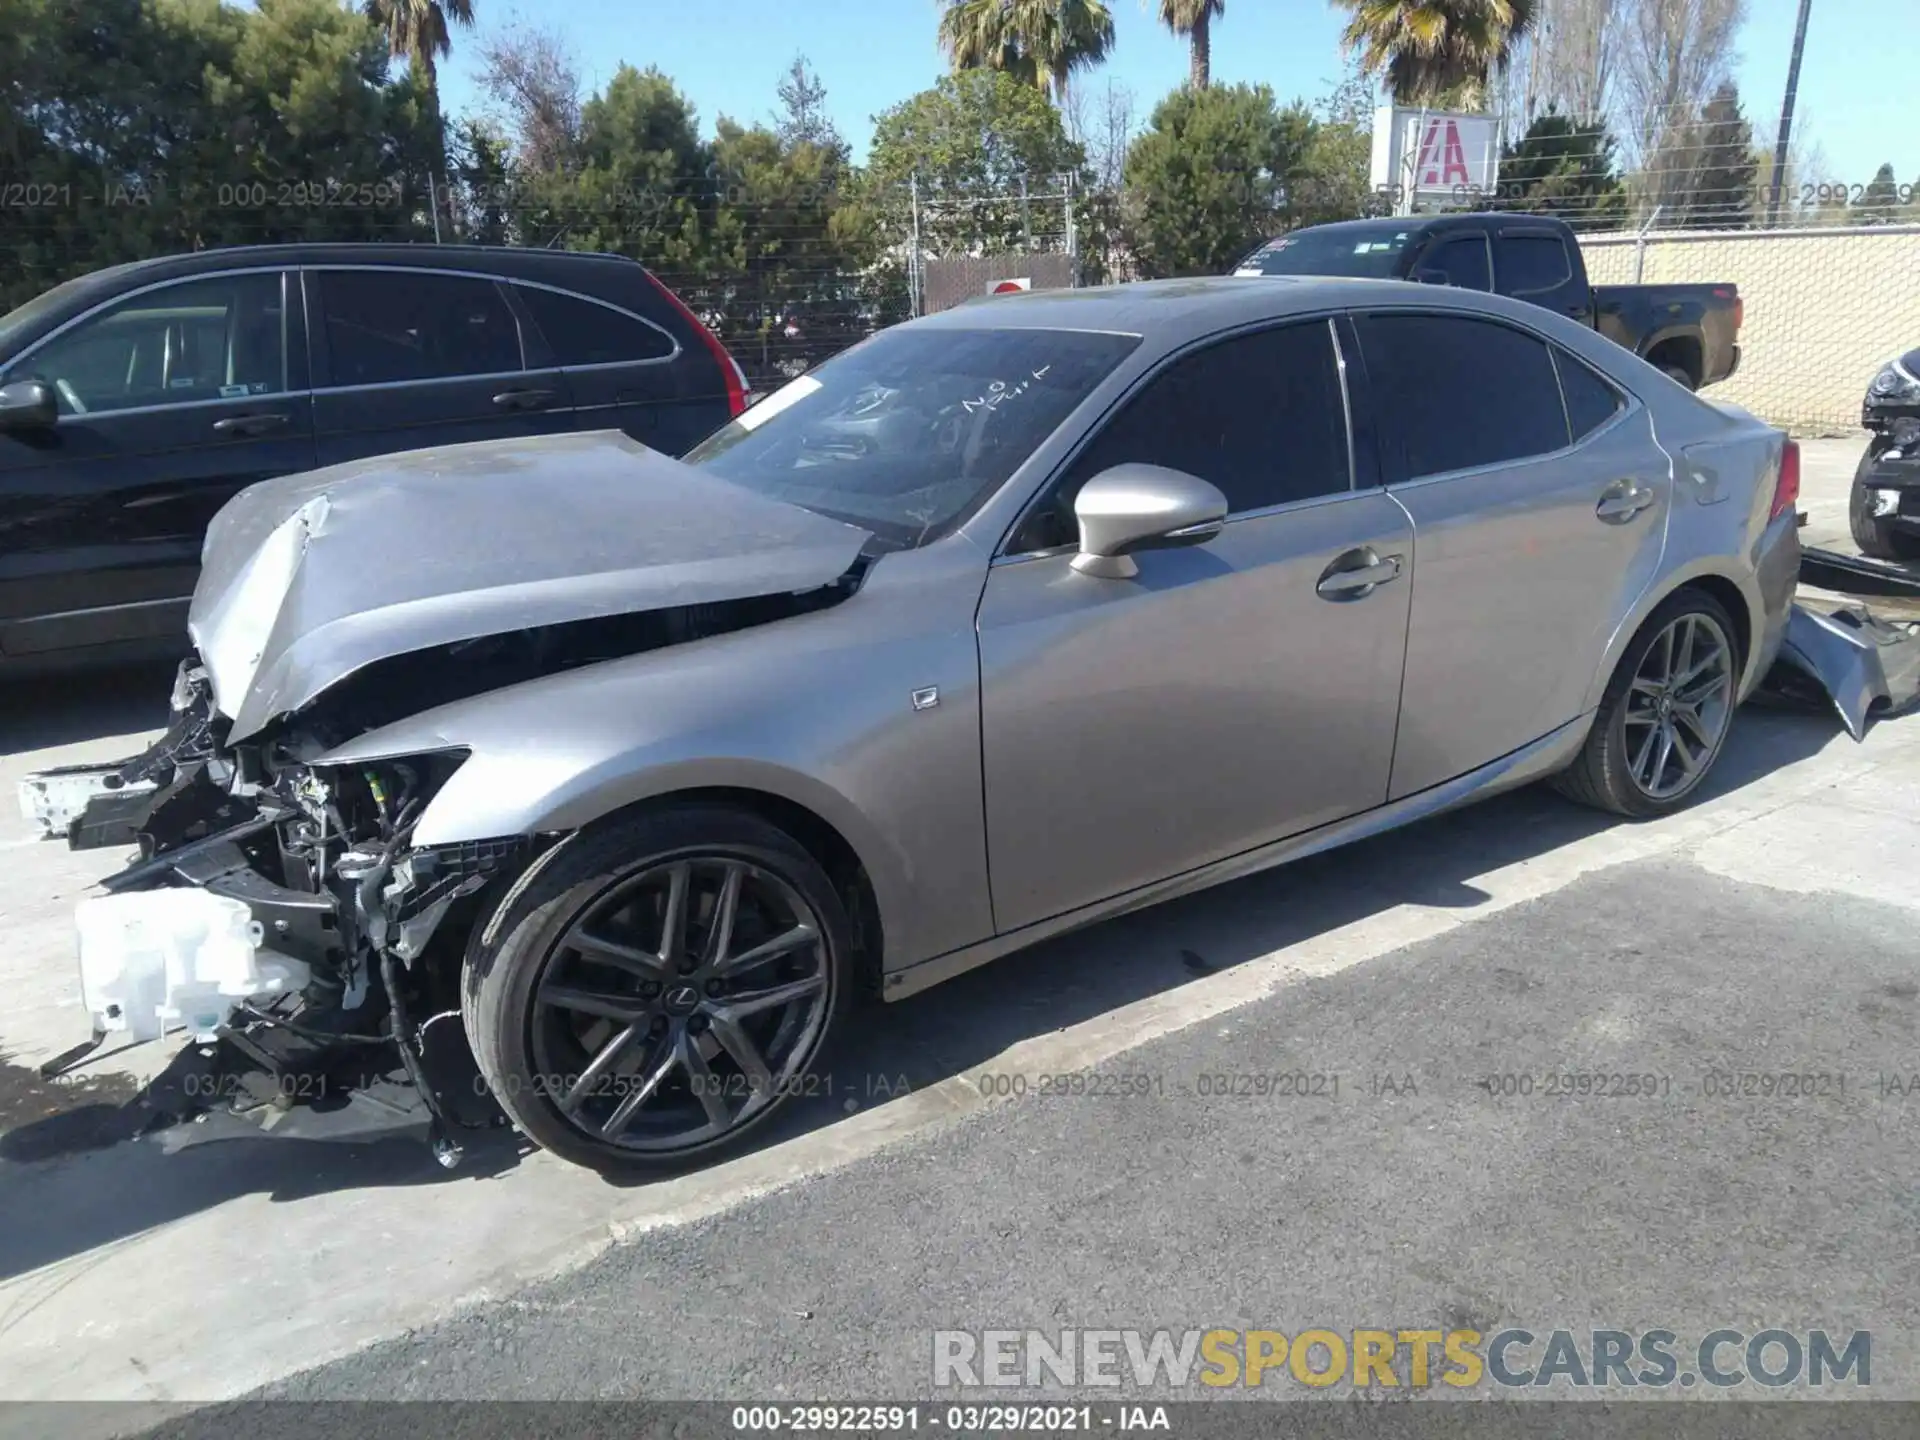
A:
[
  {"xmin": 1715, "ymin": 286, "xmax": 1742, "ymax": 332},
  {"xmin": 1770, "ymin": 438, "xmax": 1800, "ymax": 520},
  {"xmin": 641, "ymin": 270, "xmax": 750, "ymax": 418}
]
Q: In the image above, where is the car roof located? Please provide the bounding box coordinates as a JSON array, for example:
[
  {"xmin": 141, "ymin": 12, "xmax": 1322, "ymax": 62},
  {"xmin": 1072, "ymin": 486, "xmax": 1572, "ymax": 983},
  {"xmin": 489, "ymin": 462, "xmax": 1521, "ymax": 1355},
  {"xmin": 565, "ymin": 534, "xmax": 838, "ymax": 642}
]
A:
[
  {"xmin": 906, "ymin": 270, "xmax": 1623, "ymax": 364},
  {"xmin": 913, "ymin": 274, "xmax": 1441, "ymax": 341},
  {"xmin": 46, "ymin": 243, "xmax": 645, "ymax": 293}
]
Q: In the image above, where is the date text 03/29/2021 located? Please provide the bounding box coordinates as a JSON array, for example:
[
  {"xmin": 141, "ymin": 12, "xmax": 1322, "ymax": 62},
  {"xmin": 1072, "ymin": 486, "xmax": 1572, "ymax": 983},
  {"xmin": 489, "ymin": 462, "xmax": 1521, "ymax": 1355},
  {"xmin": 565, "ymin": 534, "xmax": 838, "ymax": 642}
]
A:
[{"xmin": 730, "ymin": 1405, "xmax": 1169, "ymax": 1432}]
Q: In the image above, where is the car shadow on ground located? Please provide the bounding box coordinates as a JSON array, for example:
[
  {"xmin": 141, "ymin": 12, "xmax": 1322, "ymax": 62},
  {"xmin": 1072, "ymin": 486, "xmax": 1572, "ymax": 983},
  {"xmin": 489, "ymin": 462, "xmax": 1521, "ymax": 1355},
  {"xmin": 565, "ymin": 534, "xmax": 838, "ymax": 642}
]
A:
[
  {"xmin": 0, "ymin": 659, "xmax": 177, "ymax": 758},
  {"xmin": 0, "ymin": 697, "xmax": 1847, "ymax": 1280}
]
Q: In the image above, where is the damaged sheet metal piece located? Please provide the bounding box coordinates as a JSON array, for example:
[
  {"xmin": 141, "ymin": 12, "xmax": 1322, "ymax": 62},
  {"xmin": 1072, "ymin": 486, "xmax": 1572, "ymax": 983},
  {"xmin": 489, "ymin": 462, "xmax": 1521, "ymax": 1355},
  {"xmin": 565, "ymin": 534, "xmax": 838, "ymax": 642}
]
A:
[{"xmin": 1765, "ymin": 602, "xmax": 1920, "ymax": 741}]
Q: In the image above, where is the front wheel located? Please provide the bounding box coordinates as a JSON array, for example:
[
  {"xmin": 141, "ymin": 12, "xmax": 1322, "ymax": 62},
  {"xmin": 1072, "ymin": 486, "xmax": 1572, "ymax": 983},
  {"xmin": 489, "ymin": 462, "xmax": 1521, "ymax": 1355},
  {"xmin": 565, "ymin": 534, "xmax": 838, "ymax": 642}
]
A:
[
  {"xmin": 1849, "ymin": 462, "xmax": 1920, "ymax": 562},
  {"xmin": 462, "ymin": 805, "xmax": 855, "ymax": 1174},
  {"xmin": 1553, "ymin": 590, "xmax": 1741, "ymax": 818}
]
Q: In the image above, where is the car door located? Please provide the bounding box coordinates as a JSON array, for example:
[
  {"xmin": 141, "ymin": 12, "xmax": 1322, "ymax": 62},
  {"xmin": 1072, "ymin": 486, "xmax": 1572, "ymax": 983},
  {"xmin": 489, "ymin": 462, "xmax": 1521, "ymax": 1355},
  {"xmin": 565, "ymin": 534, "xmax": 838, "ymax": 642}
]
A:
[
  {"xmin": 977, "ymin": 319, "xmax": 1414, "ymax": 934},
  {"xmin": 1353, "ymin": 310, "xmax": 1669, "ymax": 800},
  {"xmin": 1492, "ymin": 228, "xmax": 1593, "ymax": 325},
  {"xmin": 0, "ymin": 268, "xmax": 314, "ymax": 658},
  {"xmin": 306, "ymin": 267, "xmax": 574, "ymax": 467},
  {"xmin": 503, "ymin": 279, "xmax": 694, "ymax": 451}
]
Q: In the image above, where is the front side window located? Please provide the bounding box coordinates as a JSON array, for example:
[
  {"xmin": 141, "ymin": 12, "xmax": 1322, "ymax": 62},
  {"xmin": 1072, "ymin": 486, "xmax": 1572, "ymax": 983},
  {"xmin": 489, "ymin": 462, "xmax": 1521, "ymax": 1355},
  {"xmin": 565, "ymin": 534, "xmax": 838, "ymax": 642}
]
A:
[
  {"xmin": 317, "ymin": 270, "xmax": 523, "ymax": 387},
  {"xmin": 1356, "ymin": 312, "xmax": 1571, "ymax": 480},
  {"xmin": 1496, "ymin": 234, "xmax": 1574, "ymax": 296},
  {"xmin": 683, "ymin": 326, "xmax": 1140, "ymax": 550},
  {"xmin": 1416, "ymin": 236, "xmax": 1492, "ymax": 291},
  {"xmin": 10, "ymin": 273, "xmax": 285, "ymax": 416},
  {"xmin": 1012, "ymin": 321, "xmax": 1352, "ymax": 553}
]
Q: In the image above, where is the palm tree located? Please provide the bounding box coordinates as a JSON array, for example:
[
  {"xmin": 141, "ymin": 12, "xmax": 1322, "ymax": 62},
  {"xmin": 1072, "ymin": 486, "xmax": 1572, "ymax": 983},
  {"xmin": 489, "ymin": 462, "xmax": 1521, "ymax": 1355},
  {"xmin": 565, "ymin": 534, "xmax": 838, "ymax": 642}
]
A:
[
  {"xmin": 1332, "ymin": 0, "xmax": 1536, "ymax": 109},
  {"xmin": 1152, "ymin": 0, "xmax": 1226, "ymax": 91},
  {"xmin": 938, "ymin": 0, "xmax": 1116, "ymax": 104},
  {"xmin": 364, "ymin": 0, "xmax": 477, "ymax": 92},
  {"xmin": 365, "ymin": 1, "xmax": 476, "ymax": 240}
]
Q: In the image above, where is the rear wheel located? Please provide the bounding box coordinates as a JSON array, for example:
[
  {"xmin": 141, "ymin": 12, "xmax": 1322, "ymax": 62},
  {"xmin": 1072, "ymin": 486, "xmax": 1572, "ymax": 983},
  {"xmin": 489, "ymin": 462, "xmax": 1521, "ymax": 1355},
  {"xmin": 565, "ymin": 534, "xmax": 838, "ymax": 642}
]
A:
[
  {"xmin": 1554, "ymin": 590, "xmax": 1740, "ymax": 818},
  {"xmin": 463, "ymin": 805, "xmax": 854, "ymax": 1173}
]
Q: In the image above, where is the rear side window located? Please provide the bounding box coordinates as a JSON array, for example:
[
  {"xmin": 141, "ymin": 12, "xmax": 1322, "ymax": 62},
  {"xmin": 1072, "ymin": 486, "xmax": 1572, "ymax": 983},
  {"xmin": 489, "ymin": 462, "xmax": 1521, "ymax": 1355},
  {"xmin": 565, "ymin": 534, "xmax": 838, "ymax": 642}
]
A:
[
  {"xmin": 1496, "ymin": 235, "xmax": 1574, "ymax": 295},
  {"xmin": 1013, "ymin": 321, "xmax": 1349, "ymax": 551},
  {"xmin": 1356, "ymin": 313, "xmax": 1571, "ymax": 480},
  {"xmin": 514, "ymin": 285, "xmax": 675, "ymax": 365},
  {"xmin": 1555, "ymin": 348, "xmax": 1624, "ymax": 440},
  {"xmin": 317, "ymin": 270, "xmax": 523, "ymax": 387},
  {"xmin": 1416, "ymin": 236, "xmax": 1491, "ymax": 291}
]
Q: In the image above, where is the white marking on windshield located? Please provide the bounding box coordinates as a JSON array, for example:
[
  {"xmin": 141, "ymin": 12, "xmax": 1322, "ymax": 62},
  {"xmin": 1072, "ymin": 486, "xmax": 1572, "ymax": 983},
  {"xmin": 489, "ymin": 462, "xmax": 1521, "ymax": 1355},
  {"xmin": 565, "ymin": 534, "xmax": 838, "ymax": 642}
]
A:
[
  {"xmin": 961, "ymin": 364, "xmax": 1052, "ymax": 414},
  {"xmin": 733, "ymin": 373, "xmax": 822, "ymax": 431}
]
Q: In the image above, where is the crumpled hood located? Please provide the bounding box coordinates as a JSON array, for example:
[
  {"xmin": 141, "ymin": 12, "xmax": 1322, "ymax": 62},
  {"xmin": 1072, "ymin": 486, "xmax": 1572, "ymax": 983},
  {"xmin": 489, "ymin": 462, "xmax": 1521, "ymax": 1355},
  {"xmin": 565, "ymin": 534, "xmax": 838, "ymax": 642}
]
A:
[{"xmin": 190, "ymin": 430, "xmax": 872, "ymax": 741}]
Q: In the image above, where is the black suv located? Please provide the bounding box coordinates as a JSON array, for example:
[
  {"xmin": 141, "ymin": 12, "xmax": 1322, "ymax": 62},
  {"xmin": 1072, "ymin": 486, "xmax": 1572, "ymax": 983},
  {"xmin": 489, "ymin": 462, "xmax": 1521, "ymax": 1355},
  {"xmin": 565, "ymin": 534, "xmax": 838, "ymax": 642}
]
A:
[{"xmin": 0, "ymin": 244, "xmax": 752, "ymax": 669}]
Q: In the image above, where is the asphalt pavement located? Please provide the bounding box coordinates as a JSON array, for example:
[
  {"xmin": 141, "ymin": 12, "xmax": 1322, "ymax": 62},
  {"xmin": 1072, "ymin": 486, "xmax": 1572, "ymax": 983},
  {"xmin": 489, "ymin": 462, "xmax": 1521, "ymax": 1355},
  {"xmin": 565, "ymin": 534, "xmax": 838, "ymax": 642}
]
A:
[{"xmin": 254, "ymin": 849, "xmax": 1920, "ymax": 1402}]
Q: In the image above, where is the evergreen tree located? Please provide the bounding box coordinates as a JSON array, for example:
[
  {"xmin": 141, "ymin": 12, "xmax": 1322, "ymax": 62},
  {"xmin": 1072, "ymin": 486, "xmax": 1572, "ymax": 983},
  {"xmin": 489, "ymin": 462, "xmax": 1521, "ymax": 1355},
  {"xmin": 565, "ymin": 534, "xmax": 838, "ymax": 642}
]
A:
[
  {"xmin": 1675, "ymin": 82, "xmax": 1756, "ymax": 229},
  {"xmin": 1852, "ymin": 163, "xmax": 1900, "ymax": 225},
  {"xmin": 1494, "ymin": 110, "xmax": 1629, "ymax": 231}
]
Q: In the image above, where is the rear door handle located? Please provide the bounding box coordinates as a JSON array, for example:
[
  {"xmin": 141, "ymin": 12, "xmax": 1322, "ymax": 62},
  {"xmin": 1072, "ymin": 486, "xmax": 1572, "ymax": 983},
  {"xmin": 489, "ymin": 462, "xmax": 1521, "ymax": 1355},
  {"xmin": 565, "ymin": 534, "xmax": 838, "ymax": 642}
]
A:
[
  {"xmin": 1316, "ymin": 547, "xmax": 1403, "ymax": 601},
  {"xmin": 211, "ymin": 412, "xmax": 289, "ymax": 437},
  {"xmin": 492, "ymin": 388, "xmax": 558, "ymax": 411},
  {"xmin": 1595, "ymin": 480, "xmax": 1656, "ymax": 523}
]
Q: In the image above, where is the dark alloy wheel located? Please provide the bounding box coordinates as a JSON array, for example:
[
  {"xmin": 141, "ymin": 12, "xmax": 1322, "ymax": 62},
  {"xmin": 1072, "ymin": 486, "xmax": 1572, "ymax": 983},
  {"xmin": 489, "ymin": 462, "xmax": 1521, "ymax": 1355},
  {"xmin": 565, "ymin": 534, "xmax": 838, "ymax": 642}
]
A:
[
  {"xmin": 464, "ymin": 806, "xmax": 854, "ymax": 1172},
  {"xmin": 1848, "ymin": 457, "xmax": 1920, "ymax": 562},
  {"xmin": 1554, "ymin": 589, "xmax": 1741, "ymax": 818}
]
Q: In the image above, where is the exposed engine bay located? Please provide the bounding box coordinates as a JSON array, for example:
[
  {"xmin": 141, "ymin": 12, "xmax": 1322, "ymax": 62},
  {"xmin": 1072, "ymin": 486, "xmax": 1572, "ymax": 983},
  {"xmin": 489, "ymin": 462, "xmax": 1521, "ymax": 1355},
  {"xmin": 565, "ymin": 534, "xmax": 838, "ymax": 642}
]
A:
[{"xmin": 28, "ymin": 582, "xmax": 861, "ymax": 1168}]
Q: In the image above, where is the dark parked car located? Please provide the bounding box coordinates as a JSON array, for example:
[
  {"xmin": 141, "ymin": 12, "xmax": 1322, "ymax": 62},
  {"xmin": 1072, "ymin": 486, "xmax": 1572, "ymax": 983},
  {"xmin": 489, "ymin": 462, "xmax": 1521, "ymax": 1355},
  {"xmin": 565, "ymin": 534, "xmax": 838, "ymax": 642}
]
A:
[
  {"xmin": 0, "ymin": 244, "xmax": 751, "ymax": 670},
  {"xmin": 1235, "ymin": 213, "xmax": 1742, "ymax": 392}
]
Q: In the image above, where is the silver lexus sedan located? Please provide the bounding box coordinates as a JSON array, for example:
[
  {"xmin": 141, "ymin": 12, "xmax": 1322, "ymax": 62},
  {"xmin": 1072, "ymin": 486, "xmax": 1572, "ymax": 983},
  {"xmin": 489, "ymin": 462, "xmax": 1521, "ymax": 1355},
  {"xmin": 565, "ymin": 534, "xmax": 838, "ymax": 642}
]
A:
[{"xmin": 41, "ymin": 276, "xmax": 1801, "ymax": 1173}]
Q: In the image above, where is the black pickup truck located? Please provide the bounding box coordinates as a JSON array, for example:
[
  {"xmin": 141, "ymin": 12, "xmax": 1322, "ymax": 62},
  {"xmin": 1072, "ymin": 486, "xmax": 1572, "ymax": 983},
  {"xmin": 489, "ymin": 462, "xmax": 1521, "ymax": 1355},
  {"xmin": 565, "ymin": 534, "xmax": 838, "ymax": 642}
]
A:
[{"xmin": 1234, "ymin": 213, "xmax": 1742, "ymax": 391}]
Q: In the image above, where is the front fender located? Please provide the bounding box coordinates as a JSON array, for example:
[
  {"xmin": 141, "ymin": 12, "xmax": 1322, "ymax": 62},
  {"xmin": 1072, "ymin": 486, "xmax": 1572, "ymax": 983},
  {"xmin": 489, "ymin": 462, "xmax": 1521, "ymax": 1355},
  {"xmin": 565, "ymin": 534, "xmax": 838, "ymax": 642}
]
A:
[{"xmin": 314, "ymin": 545, "xmax": 996, "ymax": 971}]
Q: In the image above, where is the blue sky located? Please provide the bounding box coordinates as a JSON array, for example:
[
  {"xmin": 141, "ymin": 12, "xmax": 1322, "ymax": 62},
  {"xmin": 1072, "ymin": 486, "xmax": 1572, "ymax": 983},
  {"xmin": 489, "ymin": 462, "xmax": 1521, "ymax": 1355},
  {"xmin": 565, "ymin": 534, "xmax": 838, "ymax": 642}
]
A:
[{"xmin": 437, "ymin": 0, "xmax": 1913, "ymax": 187}]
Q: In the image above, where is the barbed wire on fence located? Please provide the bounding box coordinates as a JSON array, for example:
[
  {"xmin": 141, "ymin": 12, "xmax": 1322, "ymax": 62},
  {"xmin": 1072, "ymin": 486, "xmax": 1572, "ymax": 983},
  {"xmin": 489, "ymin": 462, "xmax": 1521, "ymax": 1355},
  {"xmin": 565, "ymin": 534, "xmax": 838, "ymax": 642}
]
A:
[{"xmin": 4, "ymin": 156, "xmax": 1915, "ymax": 411}]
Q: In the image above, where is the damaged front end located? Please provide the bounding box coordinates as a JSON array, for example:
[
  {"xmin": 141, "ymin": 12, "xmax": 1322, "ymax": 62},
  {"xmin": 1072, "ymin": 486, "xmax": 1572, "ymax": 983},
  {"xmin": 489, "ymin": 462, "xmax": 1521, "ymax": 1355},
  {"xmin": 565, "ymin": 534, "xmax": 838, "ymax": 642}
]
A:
[
  {"xmin": 35, "ymin": 661, "xmax": 536, "ymax": 1167},
  {"xmin": 21, "ymin": 431, "xmax": 879, "ymax": 1165}
]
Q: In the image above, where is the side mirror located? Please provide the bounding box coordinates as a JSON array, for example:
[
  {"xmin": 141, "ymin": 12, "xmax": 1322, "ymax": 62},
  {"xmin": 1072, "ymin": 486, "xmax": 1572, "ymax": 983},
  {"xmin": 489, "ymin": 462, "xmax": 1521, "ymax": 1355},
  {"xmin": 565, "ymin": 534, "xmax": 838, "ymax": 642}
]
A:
[
  {"xmin": 0, "ymin": 379, "xmax": 58, "ymax": 431},
  {"xmin": 1070, "ymin": 464, "xmax": 1229, "ymax": 579}
]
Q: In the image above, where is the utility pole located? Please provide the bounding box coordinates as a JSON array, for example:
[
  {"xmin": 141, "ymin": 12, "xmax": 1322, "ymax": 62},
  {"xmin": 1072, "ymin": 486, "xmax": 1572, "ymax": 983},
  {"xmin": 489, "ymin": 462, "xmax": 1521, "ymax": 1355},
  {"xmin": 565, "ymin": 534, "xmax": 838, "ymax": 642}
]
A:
[{"xmin": 1765, "ymin": 0, "xmax": 1813, "ymax": 227}]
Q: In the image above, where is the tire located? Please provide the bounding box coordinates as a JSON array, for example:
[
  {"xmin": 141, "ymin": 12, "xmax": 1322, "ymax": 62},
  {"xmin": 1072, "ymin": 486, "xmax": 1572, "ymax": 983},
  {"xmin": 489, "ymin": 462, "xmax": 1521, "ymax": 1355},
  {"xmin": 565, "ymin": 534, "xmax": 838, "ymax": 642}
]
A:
[
  {"xmin": 463, "ymin": 803, "xmax": 855, "ymax": 1174},
  {"xmin": 1660, "ymin": 364, "xmax": 1697, "ymax": 392},
  {"xmin": 1848, "ymin": 473, "xmax": 1920, "ymax": 562},
  {"xmin": 1553, "ymin": 588, "xmax": 1742, "ymax": 819}
]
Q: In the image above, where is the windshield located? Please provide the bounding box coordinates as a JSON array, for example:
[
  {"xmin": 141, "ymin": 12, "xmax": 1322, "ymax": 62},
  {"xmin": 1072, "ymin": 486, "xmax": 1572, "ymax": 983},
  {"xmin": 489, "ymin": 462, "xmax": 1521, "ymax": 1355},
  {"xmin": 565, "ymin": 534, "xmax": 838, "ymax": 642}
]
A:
[
  {"xmin": 1237, "ymin": 229, "xmax": 1416, "ymax": 278},
  {"xmin": 0, "ymin": 273, "xmax": 103, "ymax": 358},
  {"xmin": 684, "ymin": 325, "xmax": 1141, "ymax": 549}
]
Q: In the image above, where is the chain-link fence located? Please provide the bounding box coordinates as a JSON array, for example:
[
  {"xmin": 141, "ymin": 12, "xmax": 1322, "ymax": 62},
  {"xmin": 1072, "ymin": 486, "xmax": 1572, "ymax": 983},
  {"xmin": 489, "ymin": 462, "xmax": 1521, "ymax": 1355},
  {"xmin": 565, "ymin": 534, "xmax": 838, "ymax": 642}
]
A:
[
  {"xmin": 1578, "ymin": 223, "xmax": 1920, "ymax": 436},
  {"xmin": 4, "ymin": 163, "xmax": 1914, "ymax": 434}
]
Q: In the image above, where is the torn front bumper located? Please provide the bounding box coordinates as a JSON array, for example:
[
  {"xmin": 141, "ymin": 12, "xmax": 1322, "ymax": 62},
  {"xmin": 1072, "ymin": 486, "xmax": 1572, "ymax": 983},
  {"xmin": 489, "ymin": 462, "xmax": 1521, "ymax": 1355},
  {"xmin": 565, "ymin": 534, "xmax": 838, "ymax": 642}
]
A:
[{"xmin": 1761, "ymin": 547, "xmax": 1920, "ymax": 739}]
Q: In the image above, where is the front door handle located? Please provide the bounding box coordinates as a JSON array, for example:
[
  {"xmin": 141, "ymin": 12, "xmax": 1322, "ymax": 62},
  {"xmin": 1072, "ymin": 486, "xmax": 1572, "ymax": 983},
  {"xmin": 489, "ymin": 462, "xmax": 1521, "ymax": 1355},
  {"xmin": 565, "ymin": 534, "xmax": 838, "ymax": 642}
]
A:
[
  {"xmin": 1316, "ymin": 547, "xmax": 1403, "ymax": 601},
  {"xmin": 492, "ymin": 388, "xmax": 558, "ymax": 411},
  {"xmin": 211, "ymin": 412, "xmax": 289, "ymax": 437},
  {"xmin": 1596, "ymin": 480, "xmax": 1656, "ymax": 523}
]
